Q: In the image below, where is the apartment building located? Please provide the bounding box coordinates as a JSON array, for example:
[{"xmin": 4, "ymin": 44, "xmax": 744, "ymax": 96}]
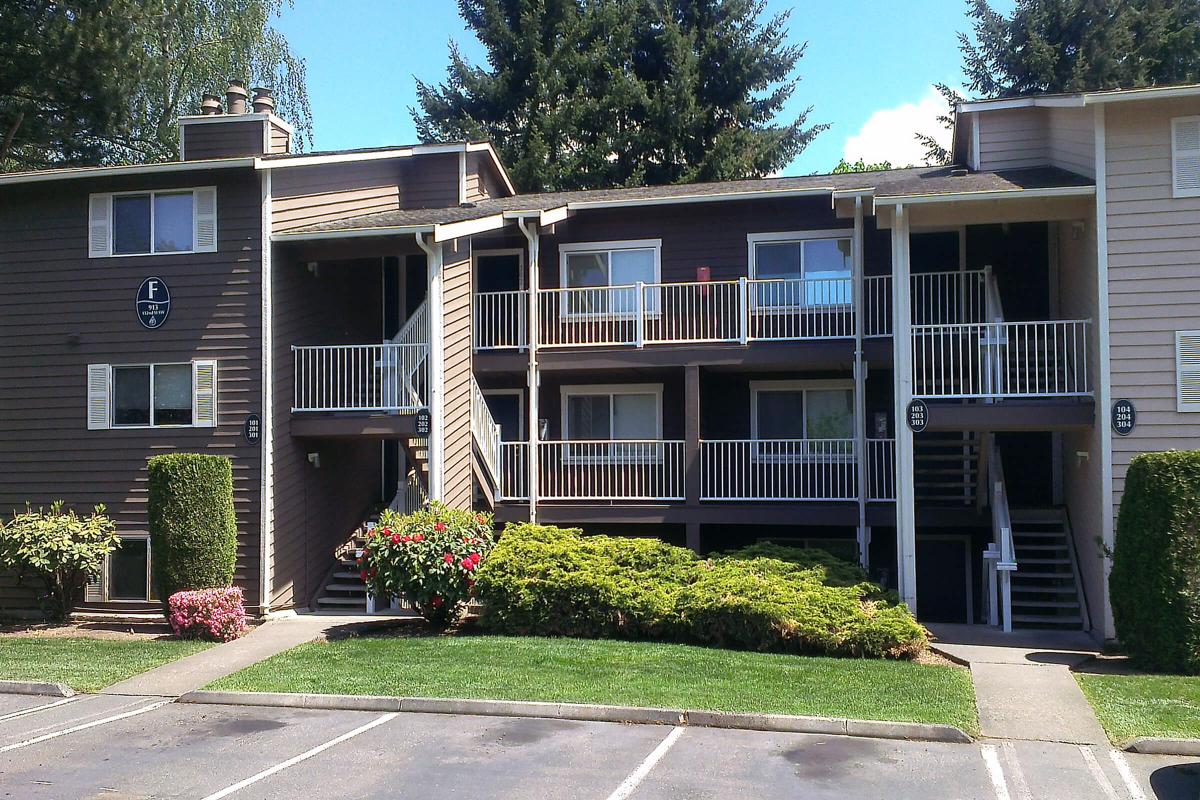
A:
[{"xmin": 3, "ymin": 81, "xmax": 1199, "ymax": 640}]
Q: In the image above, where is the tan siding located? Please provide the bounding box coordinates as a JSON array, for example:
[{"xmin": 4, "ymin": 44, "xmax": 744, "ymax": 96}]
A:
[
  {"xmin": 399, "ymin": 154, "xmax": 461, "ymax": 208},
  {"xmin": 0, "ymin": 170, "xmax": 264, "ymax": 613},
  {"xmin": 1045, "ymin": 107, "xmax": 1095, "ymax": 178},
  {"xmin": 977, "ymin": 108, "xmax": 1049, "ymax": 171},
  {"xmin": 1104, "ymin": 98, "xmax": 1200, "ymax": 528},
  {"xmin": 182, "ymin": 120, "xmax": 266, "ymax": 160},
  {"xmin": 465, "ymin": 151, "xmax": 509, "ymax": 201},
  {"xmin": 268, "ymin": 122, "xmax": 291, "ymax": 154},
  {"xmin": 268, "ymin": 257, "xmax": 384, "ymax": 609},
  {"xmin": 271, "ymin": 161, "xmax": 404, "ymax": 233},
  {"xmin": 442, "ymin": 240, "xmax": 474, "ymax": 509}
]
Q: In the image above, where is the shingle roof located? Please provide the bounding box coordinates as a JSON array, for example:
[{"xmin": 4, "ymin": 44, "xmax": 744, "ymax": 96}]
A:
[{"xmin": 278, "ymin": 165, "xmax": 1095, "ymax": 237}]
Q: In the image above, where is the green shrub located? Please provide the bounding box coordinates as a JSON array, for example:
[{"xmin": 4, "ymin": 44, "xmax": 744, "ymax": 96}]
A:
[
  {"xmin": 475, "ymin": 524, "xmax": 927, "ymax": 659},
  {"xmin": 1111, "ymin": 451, "xmax": 1200, "ymax": 673},
  {"xmin": 362, "ymin": 504, "xmax": 495, "ymax": 626},
  {"xmin": 721, "ymin": 543, "xmax": 868, "ymax": 587},
  {"xmin": 147, "ymin": 454, "xmax": 237, "ymax": 611},
  {"xmin": 0, "ymin": 502, "xmax": 119, "ymax": 621}
]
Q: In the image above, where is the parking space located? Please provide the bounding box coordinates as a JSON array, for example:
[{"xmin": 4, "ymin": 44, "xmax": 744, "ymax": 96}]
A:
[{"xmin": 0, "ymin": 697, "xmax": 1196, "ymax": 799}]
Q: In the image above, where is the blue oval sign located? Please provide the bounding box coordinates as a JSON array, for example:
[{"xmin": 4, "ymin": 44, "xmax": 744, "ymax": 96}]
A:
[{"xmin": 136, "ymin": 277, "xmax": 171, "ymax": 329}]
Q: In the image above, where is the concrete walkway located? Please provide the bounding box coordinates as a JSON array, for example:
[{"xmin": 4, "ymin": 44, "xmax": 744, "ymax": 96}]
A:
[
  {"xmin": 927, "ymin": 623, "xmax": 1109, "ymax": 745},
  {"xmin": 102, "ymin": 613, "xmax": 409, "ymax": 698}
]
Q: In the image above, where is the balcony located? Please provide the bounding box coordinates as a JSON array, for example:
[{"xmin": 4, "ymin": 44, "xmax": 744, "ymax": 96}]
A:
[{"xmin": 496, "ymin": 438, "xmax": 896, "ymax": 503}]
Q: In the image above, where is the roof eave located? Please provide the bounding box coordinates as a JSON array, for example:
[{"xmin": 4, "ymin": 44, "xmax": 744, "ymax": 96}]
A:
[{"xmin": 873, "ymin": 185, "xmax": 1095, "ymax": 206}]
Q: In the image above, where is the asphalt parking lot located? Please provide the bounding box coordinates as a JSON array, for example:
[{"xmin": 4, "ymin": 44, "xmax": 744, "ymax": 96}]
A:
[{"xmin": 0, "ymin": 692, "xmax": 1197, "ymax": 799}]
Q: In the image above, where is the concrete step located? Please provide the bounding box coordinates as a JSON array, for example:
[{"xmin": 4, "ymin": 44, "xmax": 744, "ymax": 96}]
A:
[
  {"xmin": 1012, "ymin": 600, "xmax": 1080, "ymax": 609},
  {"xmin": 1020, "ymin": 558, "xmax": 1072, "ymax": 565},
  {"xmin": 1012, "ymin": 613, "xmax": 1083, "ymax": 625},
  {"xmin": 1013, "ymin": 571, "xmax": 1075, "ymax": 580},
  {"xmin": 1012, "ymin": 585, "xmax": 1077, "ymax": 594},
  {"xmin": 325, "ymin": 583, "xmax": 367, "ymax": 593},
  {"xmin": 333, "ymin": 571, "xmax": 361, "ymax": 580},
  {"xmin": 315, "ymin": 596, "xmax": 367, "ymax": 606}
]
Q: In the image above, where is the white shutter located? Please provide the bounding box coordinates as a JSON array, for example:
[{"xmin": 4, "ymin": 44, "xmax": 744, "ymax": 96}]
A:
[
  {"xmin": 84, "ymin": 558, "xmax": 105, "ymax": 602},
  {"xmin": 1177, "ymin": 332, "xmax": 1200, "ymax": 412},
  {"xmin": 88, "ymin": 194, "xmax": 111, "ymax": 258},
  {"xmin": 193, "ymin": 187, "xmax": 218, "ymax": 252},
  {"xmin": 193, "ymin": 359, "xmax": 218, "ymax": 427},
  {"xmin": 1172, "ymin": 117, "xmax": 1200, "ymax": 198},
  {"xmin": 87, "ymin": 364, "xmax": 111, "ymax": 430}
]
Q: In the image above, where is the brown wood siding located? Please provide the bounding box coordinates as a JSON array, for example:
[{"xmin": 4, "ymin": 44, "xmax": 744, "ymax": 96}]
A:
[
  {"xmin": 465, "ymin": 151, "xmax": 507, "ymax": 201},
  {"xmin": 271, "ymin": 161, "xmax": 403, "ymax": 233},
  {"xmin": 399, "ymin": 154, "xmax": 461, "ymax": 208},
  {"xmin": 269, "ymin": 257, "xmax": 384, "ymax": 609},
  {"xmin": 539, "ymin": 197, "xmax": 850, "ymax": 287},
  {"xmin": 1104, "ymin": 98, "xmax": 1200, "ymax": 525},
  {"xmin": 442, "ymin": 239, "xmax": 474, "ymax": 508},
  {"xmin": 268, "ymin": 122, "xmax": 291, "ymax": 155},
  {"xmin": 0, "ymin": 169, "xmax": 264, "ymax": 612},
  {"xmin": 182, "ymin": 120, "xmax": 267, "ymax": 160},
  {"xmin": 976, "ymin": 108, "xmax": 1049, "ymax": 172}
]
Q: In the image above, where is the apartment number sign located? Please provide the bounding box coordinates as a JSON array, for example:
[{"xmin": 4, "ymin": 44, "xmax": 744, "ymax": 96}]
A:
[
  {"xmin": 906, "ymin": 399, "xmax": 929, "ymax": 433},
  {"xmin": 136, "ymin": 277, "xmax": 171, "ymax": 329},
  {"xmin": 244, "ymin": 414, "xmax": 262, "ymax": 445},
  {"xmin": 1112, "ymin": 399, "xmax": 1136, "ymax": 436},
  {"xmin": 416, "ymin": 408, "xmax": 432, "ymax": 436}
]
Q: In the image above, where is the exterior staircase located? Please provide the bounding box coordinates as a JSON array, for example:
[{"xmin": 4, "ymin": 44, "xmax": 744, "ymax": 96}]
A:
[
  {"xmin": 313, "ymin": 524, "xmax": 371, "ymax": 612},
  {"xmin": 1008, "ymin": 508, "xmax": 1088, "ymax": 629},
  {"xmin": 914, "ymin": 433, "xmax": 981, "ymax": 505}
]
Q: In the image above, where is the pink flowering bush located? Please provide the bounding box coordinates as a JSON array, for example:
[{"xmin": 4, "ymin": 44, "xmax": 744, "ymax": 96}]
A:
[
  {"xmin": 167, "ymin": 587, "xmax": 248, "ymax": 642},
  {"xmin": 361, "ymin": 503, "xmax": 495, "ymax": 626}
]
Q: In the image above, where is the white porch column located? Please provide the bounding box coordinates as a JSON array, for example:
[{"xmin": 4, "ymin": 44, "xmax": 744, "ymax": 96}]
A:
[
  {"xmin": 891, "ymin": 204, "xmax": 918, "ymax": 610},
  {"xmin": 853, "ymin": 197, "xmax": 869, "ymax": 570},
  {"xmin": 519, "ymin": 219, "xmax": 540, "ymax": 522},
  {"xmin": 416, "ymin": 233, "xmax": 446, "ymax": 501}
]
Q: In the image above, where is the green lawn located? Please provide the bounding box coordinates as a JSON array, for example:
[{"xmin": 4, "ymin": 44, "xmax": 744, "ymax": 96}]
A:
[
  {"xmin": 1077, "ymin": 673, "xmax": 1200, "ymax": 743},
  {"xmin": 210, "ymin": 634, "xmax": 978, "ymax": 733},
  {"xmin": 0, "ymin": 637, "xmax": 212, "ymax": 693}
]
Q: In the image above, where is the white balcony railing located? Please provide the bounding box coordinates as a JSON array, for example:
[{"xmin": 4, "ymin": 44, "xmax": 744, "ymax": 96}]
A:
[
  {"xmin": 538, "ymin": 440, "xmax": 685, "ymax": 500},
  {"xmin": 292, "ymin": 342, "xmax": 428, "ymax": 412},
  {"xmin": 866, "ymin": 438, "xmax": 896, "ymax": 501},
  {"xmin": 700, "ymin": 439, "xmax": 858, "ymax": 501},
  {"xmin": 474, "ymin": 290, "xmax": 527, "ymax": 350},
  {"xmin": 498, "ymin": 442, "xmax": 528, "ymax": 501},
  {"xmin": 863, "ymin": 270, "xmax": 987, "ymax": 337},
  {"xmin": 912, "ymin": 320, "xmax": 1091, "ymax": 399}
]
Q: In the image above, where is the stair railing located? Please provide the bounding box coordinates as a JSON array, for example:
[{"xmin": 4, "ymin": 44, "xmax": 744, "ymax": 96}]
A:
[
  {"xmin": 470, "ymin": 375, "xmax": 502, "ymax": 489},
  {"xmin": 392, "ymin": 300, "xmax": 430, "ymax": 408},
  {"xmin": 982, "ymin": 433, "xmax": 1018, "ymax": 631}
]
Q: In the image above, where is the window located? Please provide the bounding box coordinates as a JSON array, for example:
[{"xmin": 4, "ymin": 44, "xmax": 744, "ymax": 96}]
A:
[
  {"xmin": 748, "ymin": 231, "xmax": 853, "ymax": 307},
  {"xmin": 751, "ymin": 380, "xmax": 854, "ymax": 460},
  {"xmin": 1172, "ymin": 117, "xmax": 1200, "ymax": 198},
  {"xmin": 87, "ymin": 361, "xmax": 217, "ymax": 430},
  {"xmin": 107, "ymin": 537, "xmax": 154, "ymax": 601},
  {"xmin": 561, "ymin": 384, "xmax": 663, "ymax": 462},
  {"xmin": 1177, "ymin": 331, "xmax": 1200, "ymax": 412},
  {"xmin": 559, "ymin": 240, "xmax": 661, "ymax": 316},
  {"xmin": 88, "ymin": 187, "xmax": 217, "ymax": 257}
]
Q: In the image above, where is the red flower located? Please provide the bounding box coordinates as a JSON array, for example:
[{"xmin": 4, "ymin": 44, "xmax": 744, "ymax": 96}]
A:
[
  {"xmin": 380, "ymin": 527, "xmax": 391, "ymax": 538},
  {"xmin": 475, "ymin": 513, "xmax": 487, "ymax": 525},
  {"xmin": 443, "ymin": 553, "xmax": 454, "ymax": 564},
  {"xmin": 367, "ymin": 529, "xmax": 378, "ymax": 538},
  {"xmin": 413, "ymin": 534, "xmax": 424, "ymax": 543},
  {"xmin": 390, "ymin": 533, "xmax": 401, "ymax": 545},
  {"xmin": 434, "ymin": 522, "xmax": 447, "ymax": 532},
  {"xmin": 401, "ymin": 535, "xmax": 411, "ymax": 544},
  {"xmin": 359, "ymin": 570, "xmax": 368, "ymax": 582},
  {"xmin": 460, "ymin": 558, "xmax": 474, "ymax": 570},
  {"xmin": 369, "ymin": 568, "xmax": 377, "ymax": 578},
  {"xmin": 431, "ymin": 595, "xmax": 443, "ymax": 607},
  {"xmin": 470, "ymin": 552, "xmax": 481, "ymax": 564}
]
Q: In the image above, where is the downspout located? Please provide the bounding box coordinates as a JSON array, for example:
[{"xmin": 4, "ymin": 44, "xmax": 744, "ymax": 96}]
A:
[
  {"xmin": 853, "ymin": 197, "xmax": 869, "ymax": 570},
  {"xmin": 415, "ymin": 231, "xmax": 446, "ymax": 502},
  {"xmin": 518, "ymin": 217, "xmax": 540, "ymax": 523}
]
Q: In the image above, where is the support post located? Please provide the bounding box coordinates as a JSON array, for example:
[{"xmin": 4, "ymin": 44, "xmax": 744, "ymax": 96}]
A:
[
  {"xmin": 684, "ymin": 364, "xmax": 701, "ymax": 511},
  {"xmin": 519, "ymin": 218, "xmax": 541, "ymax": 523},
  {"xmin": 416, "ymin": 233, "xmax": 445, "ymax": 501},
  {"xmin": 853, "ymin": 197, "xmax": 869, "ymax": 570},
  {"xmin": 891, "ymin": 204, "xmax": 918, "ymax": 611},
  {"xmin": 738, "ymin": 277, "xmax": 749, "ymax": 345}
]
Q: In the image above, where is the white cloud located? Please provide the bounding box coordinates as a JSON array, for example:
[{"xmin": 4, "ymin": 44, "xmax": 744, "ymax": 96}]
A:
[{"xmin": 842, "ymin": 87, "xmax": 951, "ymax": 168}]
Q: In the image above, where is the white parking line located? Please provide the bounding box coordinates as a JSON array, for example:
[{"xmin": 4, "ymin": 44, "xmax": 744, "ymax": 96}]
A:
[
  {"xmin": 1108, "ymin": 750, "xmax": 1148, "ymax": 800},
  {"xmin": 0, "ymin": 696, "xmax": 78, "ymax": 724},
  {"xmin": 605, "ymin": 726, "xmax": 685, "ymax": 800},
  {"xmin": 999, "ymin": 741, "xmax": 1033, "ymax": 800},
  {"xmin": 200, "ymin": 712, "xmax": 398, "ymax": 800},
  {"xmin": 980, "ymin": 745, "xmax": 1012, "ymax": 800},
  {"xmin": 0, "ymin": 698, "xmax": 169, "ymax": 753},
  {"xmin": 1077, "ymin": 746, "xmax": 1120, "ymax": 800}
]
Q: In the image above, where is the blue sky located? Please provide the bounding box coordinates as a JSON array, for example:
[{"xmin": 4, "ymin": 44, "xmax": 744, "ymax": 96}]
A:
[{"xmin": 274, "ymin": 0, "xmax": 1011, "ymax": 176}]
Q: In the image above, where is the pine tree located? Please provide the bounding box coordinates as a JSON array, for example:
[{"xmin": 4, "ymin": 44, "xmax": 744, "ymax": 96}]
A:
[{"xmin": 412, "ymin": 0, "xmax": 824, "ymax": 192}]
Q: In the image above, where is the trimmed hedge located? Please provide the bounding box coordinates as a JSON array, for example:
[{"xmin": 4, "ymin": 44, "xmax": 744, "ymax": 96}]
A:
[
  {"xmin": 1111, "ymin": 451, "xmax": 1200, "ymax": 673},
  {"xmin": 475, "ymin": 524, "xmax": 927, "ymax": 659},
  {"xmin": 147, "ymin": 454, "xmax": 237, "ymax": 611}
]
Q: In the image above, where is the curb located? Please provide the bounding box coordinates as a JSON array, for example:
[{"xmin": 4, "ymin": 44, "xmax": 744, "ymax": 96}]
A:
[
  {"xmin": 0, "ymin": 679, "xmax": 75, "ymax": 697},
  {"xmin": 178, "ymin": 690, "xmax": 972, "ymax": 744},
  {"xmin": 1124, "ymin": 737, "xmax": 1200, "ymax": 756}
]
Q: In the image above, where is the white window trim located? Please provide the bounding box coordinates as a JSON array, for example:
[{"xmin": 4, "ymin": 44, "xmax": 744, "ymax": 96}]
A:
[
  {"xmin": 746, "ymin": 229, "xmax": 854, "ymax": 312},
  {"xmin": 104, "ymin": 534, "xmax": 154, "ymax": 602},
  {"xmin": 558, "ymin": 239, "xmax": 662, "ymax": 320},
  {"xmin": 110, "ymin": 362, "xmax": 198, "ymax": 429},
  {"xmin": 96, "ymin": 186, "xmax": 217, "ymax": 257},
  {"xmin": 474, "ymin": 247, "xmax": 527, "ymax": 291},
  {"xmin": 482, "ymin": 388, "xmax": 526, "ymax": 441},
  {"xmin": 560, "ymin": 383, "xmax": 664, "ymax": 464},
  {"xmin": 749, "ymin": 379, "xmax": 855, "ymax": 463},
  {"xmin": 1171, "ymin": 116, "xmax": 1200, "ymax": 199}
]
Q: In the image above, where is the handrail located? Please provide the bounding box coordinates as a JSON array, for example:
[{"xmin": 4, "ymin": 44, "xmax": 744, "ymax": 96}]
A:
[
  {"xmin": 470, "ymin": 375, "xmax": 502, "ymax": 488},
  {"xmin": 985, "ymin": 434, "xmax": 1017, "ymax": 632},
  {"xmin": 292, "ymin": 342, "xmax": 428, "ymax": 413},
  {"xmin": 393, "ymin": 300, "xmax": 429, "ymax": 408}
]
